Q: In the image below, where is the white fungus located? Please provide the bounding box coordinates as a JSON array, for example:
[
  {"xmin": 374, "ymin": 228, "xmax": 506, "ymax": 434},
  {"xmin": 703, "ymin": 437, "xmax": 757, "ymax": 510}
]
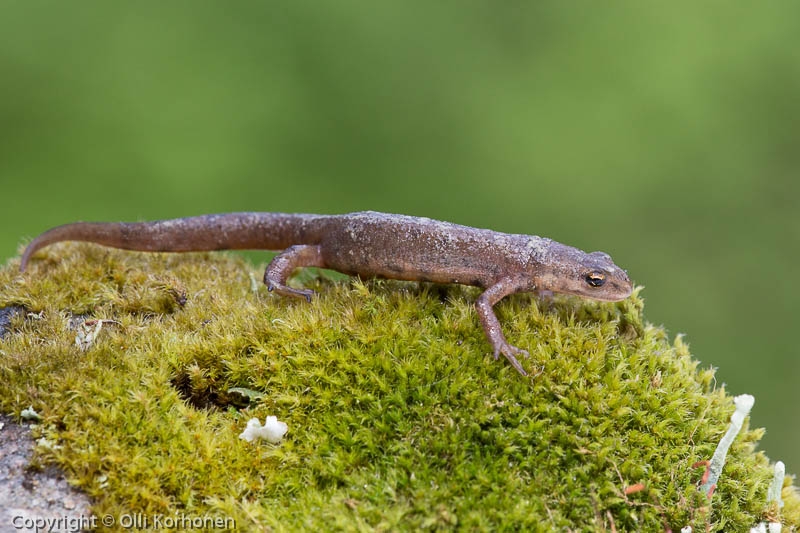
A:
[{"xmin": 239, "ymin": 416, "xmax": 288, "ymax": 444}]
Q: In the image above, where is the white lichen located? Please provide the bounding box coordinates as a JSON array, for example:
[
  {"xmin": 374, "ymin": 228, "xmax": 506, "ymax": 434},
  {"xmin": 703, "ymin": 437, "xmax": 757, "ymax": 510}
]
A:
[
  {"xmin": 768, "ymin": 461, "xmax": 785, "ymax": 509},
  {"xmin": 701, "ymin": 394, "xmax": 754, "ymax": 495},
  {"xmin": 239, "ymin": 416, "xmax": 288, "ymax": 444},
  {"xmin": 680, "ymin": 526, "xmax": 692, "ymax": 533},
  {"xmin": 751, "ymin": 460, "xmax": 787, "ymax": 533},
  {"xmin": 36, "ymin": 436, "xmax": 61, "ymax": 450},
  {"xmin": 751, "ymin": 522, "xmax": 782, "ymax": 533},
  {"xmin": 20, "ymin": 405, "xmax": 42, "ymax": 422}
]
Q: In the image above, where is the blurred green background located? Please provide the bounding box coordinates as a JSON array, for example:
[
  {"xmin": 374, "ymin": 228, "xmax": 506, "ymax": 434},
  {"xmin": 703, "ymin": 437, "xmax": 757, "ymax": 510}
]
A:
[{"xmin": 2, "ymin": 3, "xmax": 798, "ymax": 472}]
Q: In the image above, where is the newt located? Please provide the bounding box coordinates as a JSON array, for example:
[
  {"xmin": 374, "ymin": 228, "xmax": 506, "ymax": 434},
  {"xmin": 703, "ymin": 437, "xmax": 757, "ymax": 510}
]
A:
[{"xmin": 19, "ymin": 211, "xmax": 632, "ymax": 376}]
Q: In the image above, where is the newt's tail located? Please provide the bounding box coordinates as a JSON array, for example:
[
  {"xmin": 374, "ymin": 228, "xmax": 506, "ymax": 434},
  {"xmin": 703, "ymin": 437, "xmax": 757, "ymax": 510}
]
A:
[{"xmin": 19, "ymin": 212, "xmax": 328, "ymax": 272}]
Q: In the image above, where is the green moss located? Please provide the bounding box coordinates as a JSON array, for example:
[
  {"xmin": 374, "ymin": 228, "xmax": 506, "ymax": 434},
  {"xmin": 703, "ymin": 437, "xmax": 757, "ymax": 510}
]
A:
[{"xmin": 1, "ymin": 242, "xmax": 797, "ymax": 531}]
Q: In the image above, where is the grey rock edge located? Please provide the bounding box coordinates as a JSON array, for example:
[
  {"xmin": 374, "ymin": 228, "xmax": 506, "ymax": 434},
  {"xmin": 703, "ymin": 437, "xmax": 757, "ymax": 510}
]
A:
[{"xmin": 0, "ymin": 414, "xmax": 92, "ymax": 532}]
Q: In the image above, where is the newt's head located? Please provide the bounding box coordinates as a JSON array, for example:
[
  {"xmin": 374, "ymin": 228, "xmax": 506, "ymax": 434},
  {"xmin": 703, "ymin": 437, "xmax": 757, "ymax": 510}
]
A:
[{"xmin": 535, "ymin": 244, "xmax": 633, "ymax": 302}]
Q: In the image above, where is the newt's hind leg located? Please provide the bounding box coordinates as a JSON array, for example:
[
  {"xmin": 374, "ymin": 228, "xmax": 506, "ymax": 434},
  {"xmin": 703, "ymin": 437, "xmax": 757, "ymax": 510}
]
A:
[{"xmin": 264, "ymin": 245, "xmax": 326, "ymax": 302}]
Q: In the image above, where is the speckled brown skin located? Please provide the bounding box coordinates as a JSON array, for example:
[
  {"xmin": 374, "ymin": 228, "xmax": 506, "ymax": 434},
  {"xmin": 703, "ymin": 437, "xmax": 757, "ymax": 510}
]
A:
[{"xmin": 20, "ymin": 211, "xmax": 633, "ymax": 376}]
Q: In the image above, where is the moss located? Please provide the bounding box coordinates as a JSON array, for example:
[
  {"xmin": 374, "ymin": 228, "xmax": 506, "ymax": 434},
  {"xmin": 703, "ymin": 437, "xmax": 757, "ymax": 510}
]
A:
[{"xmin": 0, "ymin": 242, "xmax": 797, "ymax": 531}]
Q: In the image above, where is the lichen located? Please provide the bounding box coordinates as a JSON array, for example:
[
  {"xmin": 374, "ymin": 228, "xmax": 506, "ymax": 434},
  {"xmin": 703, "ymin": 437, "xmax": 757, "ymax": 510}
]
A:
[
  {"xmin": 0, "ymin": 242, "xmax": 797, "ymax": 531},
  {"xmin": 701, "ymin": 394, "xmax": 755, "ymax": 496}
]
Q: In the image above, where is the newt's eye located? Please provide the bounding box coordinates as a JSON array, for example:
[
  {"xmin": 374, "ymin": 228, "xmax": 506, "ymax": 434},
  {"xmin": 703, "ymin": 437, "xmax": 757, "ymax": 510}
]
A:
[{"xmin": 585, "ymin": 271, "xmax": 606, "ymax": 287}]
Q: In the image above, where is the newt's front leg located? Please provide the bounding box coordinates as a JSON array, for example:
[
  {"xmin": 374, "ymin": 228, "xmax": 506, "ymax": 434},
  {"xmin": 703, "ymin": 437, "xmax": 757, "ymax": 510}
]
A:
[
  {"xmin": 475, "ymin": 277, "xmax": 533, "ymax": 376},
  {"xmin": 264, "ymin": 245, "xmax": 326, "ymax": 302}
]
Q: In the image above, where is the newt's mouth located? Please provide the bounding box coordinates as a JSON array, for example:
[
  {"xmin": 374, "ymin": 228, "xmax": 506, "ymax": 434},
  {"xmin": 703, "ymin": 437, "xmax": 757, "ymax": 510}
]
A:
[
  {"xmin": 599, "ymin": 270, "xmax": 633, "ymax": 302},
  {"xmin": 577, "ymin": 280, "xmax": 633, "ymax": 302},
  {"xmin": 599, "ymin": 277, "xmax": 634, "ymax": 302},
  {"xmin": 594, "ymin": 290, "xmax": 633, "ymax": 302}
]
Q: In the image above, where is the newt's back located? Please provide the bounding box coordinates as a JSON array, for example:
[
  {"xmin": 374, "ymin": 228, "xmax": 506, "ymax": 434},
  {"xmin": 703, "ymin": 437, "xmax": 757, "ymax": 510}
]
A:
[{"xmin": 320, "ymin": 211, "xmax": 535, "ymax": 287}]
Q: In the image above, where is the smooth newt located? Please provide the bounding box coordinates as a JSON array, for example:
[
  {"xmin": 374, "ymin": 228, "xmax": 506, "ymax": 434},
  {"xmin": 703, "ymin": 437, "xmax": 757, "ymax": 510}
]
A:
[{"xmin": 19, "ymin": 211, "xmax": 633, "ymax": 376}]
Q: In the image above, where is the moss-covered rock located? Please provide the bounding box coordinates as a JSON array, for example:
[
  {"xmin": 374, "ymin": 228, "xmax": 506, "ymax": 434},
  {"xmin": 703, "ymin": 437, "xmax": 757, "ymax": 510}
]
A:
[{"xmin": 1, "ymin": 243, "xmax": 797, "ymax": 531}]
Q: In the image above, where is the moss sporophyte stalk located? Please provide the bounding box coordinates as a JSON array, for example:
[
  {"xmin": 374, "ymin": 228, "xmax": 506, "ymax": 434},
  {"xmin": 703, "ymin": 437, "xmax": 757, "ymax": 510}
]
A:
[{"xmin": 0, "ymin": 243, "xmax": 798, "ymax": 531}]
